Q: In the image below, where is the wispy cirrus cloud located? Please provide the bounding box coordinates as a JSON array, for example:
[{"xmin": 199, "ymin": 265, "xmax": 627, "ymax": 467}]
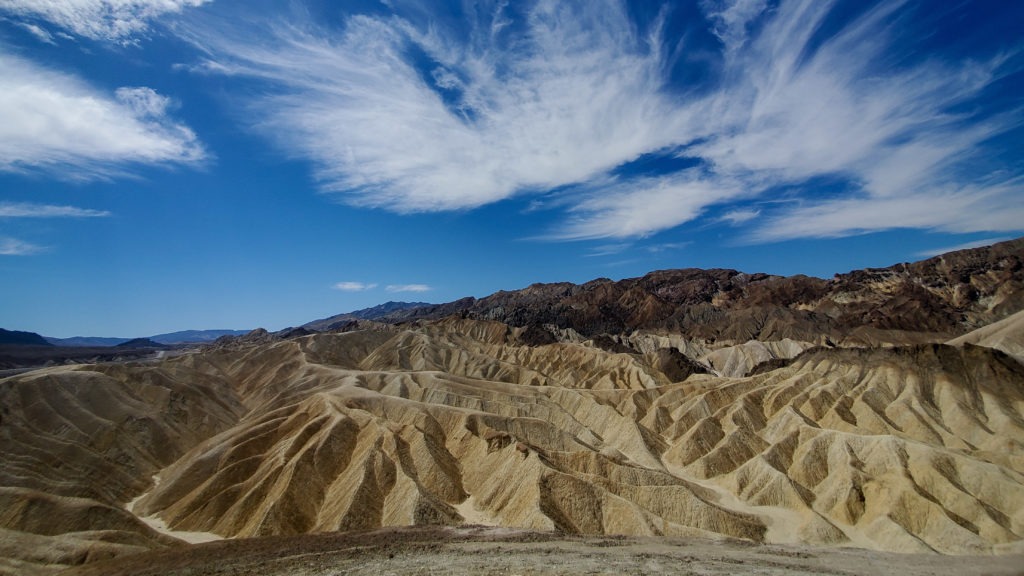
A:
[
  {"xmin": 586, "ymin": 243, "xmax": 632, "ymax": 257},
  {"xmin": 332, "ymin": 281, "xmax": 377, "ymax": 292},
  {"xmin": 750, "ymin": 181, "xmax": 1024, "ymax": 242},
  {"xmin": 181, "ymin": 0, "xmax": 1023, "ymax": 243},
  {"xmin": 702, "ymin": 0, "xmax": 768, "ymax": 54},
  {"xmin": 645, "ymin": 242, "xmax": 690, "ymax": 253},
  {"xmin": 0, "ymin": 202, "xmax": 110, "ymax": 256},
  {"xmin": 182, "ymin": 1, "xmax": 689, "ymax": 212},
  {"xmin": 0, "ymin": 237, "xmax": 44, "ymax": 256},
  {"xmin": 386, "ymin": 284, "xmax": 432, "ymax": 293},
  {"xmin": 694, "ymin": 0, "xmax": 1024, "ymax": 242},
  {"xmin": 719, "ymin": 209, "xmax": 760, "ymax": 226},
  {"xmin": 0, "ymin": 202, "xmax": 110, "ymax": 218},
  {"xmin": 568, "ymin": 0, "xmax": 1023, "ymax": 241},
  {"xmin": 17, "ymin": 21, "xmax": 56, "ymax": 43},
  {"xmin": 553, "ymin": 170, "xmax": 748, "ymax": 240},
  {"xmin": 0, "ymin": 50, "xmax": 206, "ymax": 177},
  {"xmin": 0, "ymin": 0, "xmax": 210, "ymax": 43},
  {"xmin": 333, "ymin": 281, "xmax": 430, "ymax": 293}
]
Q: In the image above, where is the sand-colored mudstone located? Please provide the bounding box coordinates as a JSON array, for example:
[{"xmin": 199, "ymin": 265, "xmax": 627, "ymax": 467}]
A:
[{"xmin": 4, "ymin": 314, "xmax": 1022, "ymax": 574}]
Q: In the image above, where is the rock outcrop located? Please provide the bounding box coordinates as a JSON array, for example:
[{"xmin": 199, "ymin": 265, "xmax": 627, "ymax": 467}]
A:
[{"xmin": 364, "ymin": 238, "xmax": 1024, "ymax": 346}]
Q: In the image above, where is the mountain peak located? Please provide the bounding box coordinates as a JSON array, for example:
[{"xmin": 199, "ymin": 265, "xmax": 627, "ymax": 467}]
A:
[
  {"xmin": 0, "ymin": 328, "xmax": 52, "ymax": 347},
  {"xmin": 304, "ymin": 301, "xmax": 432, "ymax": 331}
]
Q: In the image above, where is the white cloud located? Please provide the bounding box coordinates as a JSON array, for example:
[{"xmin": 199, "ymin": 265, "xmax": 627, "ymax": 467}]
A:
[
  {"xmin": 645, "ymin": 242, "xmax": 690, "ymax": 253},
  {"xmin": 0, "ymin": 0, "xmax": 210, "ymax": 43},
  {"xmin": 183, "ymin": 2, "xmax": 691, "ymax": 212},
  {"xmin": 18, "ymin": 21, "xmax": 55, "ymax": 43},
  {"xmin": 115, "ymin": 87, "xmax": 172, "ymax": 117},
  {"xmin": 333, "ymin": 281, "xmax": 377, "ymax": 292},
  {"xmin": 0, "ymin": 236, "xmax": 43, "ymax": 255},
  {"xmin": 586, "ymin": 243, "xmax": 632, "ymax": 257},
  {"xmin": 331, "ymin": 280, "xmax": 432, "ymax": 293},
  {"xmin": 702, "ymin": 0, "xmax": 768, "ymax": 53},
  {"xmin": 720, "ymin": 209, "xmax": 760, "ymax": 226},
  {"xmin": 916, "ymin": 237, "xmax": 1013, "ymax": 258},
  {"xmin": 585, "ymin": 240, "xmax": 689, "ymax": 258},
  {"xmin": 386, "ymin": 284, "xmax": 431, "ymax": 293},
  {"xmin": 181, "ymin": 0, "xmax": 1022, "ymax": 243},
  {"xmin": 0, "ymin": 49, "xmax": 206, "ymax": 177},
  {"xmin": 703, "ymin": 2, "xmax": 988, "ymax": 179},
  {"xmin": 0, "ymin": 202, "xmax": 110, "ymax": 218},
  {"xmin": 690, "ymin": 0, "xmax": 1022, "ymax": 241},
  {"xmin": 553, "ymin": 172, "xmax": 746, "ymax": 240},
  {"xmin": 750, "ymin": 183, "xmax": 1024, "ymax": 242}
]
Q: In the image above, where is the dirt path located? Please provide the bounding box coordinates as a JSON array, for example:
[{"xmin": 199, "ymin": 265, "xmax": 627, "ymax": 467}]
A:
[
  {"xmin": 125, "ymin": 476, "xmax": 222, "ymax": 544},
  {"xmin": 57, "ymin": 526, "xmax": 1024, "ymax": 576}
]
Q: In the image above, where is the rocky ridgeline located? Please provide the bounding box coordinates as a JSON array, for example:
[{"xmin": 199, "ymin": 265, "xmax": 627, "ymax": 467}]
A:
[{"xmin": 359, "ymin": 238, "xmax": 1024, "ymax": 345}]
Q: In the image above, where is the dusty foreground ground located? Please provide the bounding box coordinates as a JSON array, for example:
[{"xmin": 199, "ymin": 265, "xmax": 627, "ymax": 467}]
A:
[{"xmin": 57, "ymin": 526, "xmax": 1024, "ymax": 576}]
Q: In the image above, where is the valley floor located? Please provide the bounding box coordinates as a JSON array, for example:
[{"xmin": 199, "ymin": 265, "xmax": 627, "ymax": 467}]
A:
[{"xmin": 56, "ymin": 526, "xmax": 1024, "ymax": 576}]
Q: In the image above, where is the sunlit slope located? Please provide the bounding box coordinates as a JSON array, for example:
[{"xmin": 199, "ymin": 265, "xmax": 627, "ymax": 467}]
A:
[
  {"xmin": 949, "ymin": 309, "xmax": 1024, "ymax": 362},
  {"xmin": 130, "ymin": 322, "xmax": 1024, "ymax": 554},
  {"xmin": 2, "ymin": 313, "xmax": 1023, "ymax": 576},
  {"xmin": 0, "ymin": 363, "xmax": 245, "ymax": 574}
]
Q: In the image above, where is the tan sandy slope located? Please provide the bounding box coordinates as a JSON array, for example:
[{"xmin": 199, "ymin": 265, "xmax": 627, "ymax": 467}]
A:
[
  {"xmin": 949, "ymin": 309, "xmax": 1024, "ymax": 362},
  {"xmin": 2, "ymin": 316, "xmax": 1024, "ymax": 574},
  {"xmin": 0, "ymin": 363, "xmax": 245, "ymax": 574}
]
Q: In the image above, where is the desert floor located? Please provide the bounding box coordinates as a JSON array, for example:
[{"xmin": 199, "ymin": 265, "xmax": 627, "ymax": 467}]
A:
[{"xmin": 57, "ymin": 526, "xmax": 1024, "ymax": 576}]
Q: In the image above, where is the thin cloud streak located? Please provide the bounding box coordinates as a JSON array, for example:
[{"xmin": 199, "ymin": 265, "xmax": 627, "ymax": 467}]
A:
[
  {"xmin": 645, "ymin": 242, "xmax": 690, "ymax": 253},
  {"xmin": 0, "ymin": 237, "xmax": 44, "ymax": 256},
  {"xmin": 18, "ymin": 22, "xmax": 56, "ymax": 43},
  {"xmin": 0, "ymin": 202, "xmax": 111, "ymax": 218},
  {"xmin": 182, "ymin": 0, "xmax": 1023, "ymax": 243},
  {"xmin": 720, "ymin": 209, "xmax": 760, "ymax": 226},
  {"xmin": 386, "ymin": 284, "xmax": 432, "ymax": 293},
  {"xmin": 0, "ymin": 0, "xmax": 210, "ymax": 43},
  {"xmin": 553, "ymin": 172, "xmax": 747, "ymax": 240},
  {"xmin": 702, "ymin": 0, "xmax": 768, "ymax": 54},
  {"xmin": 332, "ymin": 281, "xmax": 378, "ymax": 292},
  {"xmin": 751, "ymin": 182, "xmax": 1024, "ymax": 242},
  {"xmin": 586, "ymin": 243, "xmax": 632, "ymax": 257},
  {"xmin": 333, "ymin": 281, "xmax": 431, "ymax": 292},
  {"xmin": 0, "ymin": 49, "xmax": 206, "ymax": 177}
]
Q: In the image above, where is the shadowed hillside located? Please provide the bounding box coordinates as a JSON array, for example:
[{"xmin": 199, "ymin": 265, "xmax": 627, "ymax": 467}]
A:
[{"xmin": 354, "ymin": 238, "xmax": 1024, "ymax": 346}]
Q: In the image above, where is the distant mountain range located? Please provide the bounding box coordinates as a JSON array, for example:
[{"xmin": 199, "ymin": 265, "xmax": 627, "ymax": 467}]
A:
[
  {"xmin": 0, "ymin": 329, "xmax": 253, "ymax": 371},
  {"xmin": 5, "ymin": 305, "xmax": 437, "ymax": 350},
  {"xmin": 0, "ymin": 328, "xmax": 52, "ymax": 347},
  {"xmin": 44, "ymin": 336, "xmax": 127, "ymax": 347},
  {"xmin": 115, "ymin": 338, "xmax": 169, "ymax": 349},
  {"xmin": 43, "ymin": 329, "xmax": 251, "ymax": 347},
  {"xmin": 302, "ymin": 301, "xmax": 431, "ymax": 331}
]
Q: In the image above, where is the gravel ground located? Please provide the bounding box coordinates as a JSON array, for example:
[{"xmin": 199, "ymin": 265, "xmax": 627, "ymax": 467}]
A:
[{"xmin": 56, "ymin": 526, "xmax": 1024, "ymax": 576}]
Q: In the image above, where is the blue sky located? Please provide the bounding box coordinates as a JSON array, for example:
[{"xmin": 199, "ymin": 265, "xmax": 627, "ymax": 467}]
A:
[{"xmin": 1, "ymin": 0, "xmax": 1022, "ymax": 337}]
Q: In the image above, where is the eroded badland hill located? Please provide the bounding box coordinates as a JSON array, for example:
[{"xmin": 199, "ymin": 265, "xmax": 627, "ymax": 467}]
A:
[{"xmin": 3, "ymin": 239, "xmax": 1024, "ymax": 575}]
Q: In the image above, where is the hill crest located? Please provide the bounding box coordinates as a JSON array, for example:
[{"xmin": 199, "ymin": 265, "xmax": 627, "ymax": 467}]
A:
[{"xmin": 0, "ymin": 328, "xmax": 52, "ymax": 347}]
